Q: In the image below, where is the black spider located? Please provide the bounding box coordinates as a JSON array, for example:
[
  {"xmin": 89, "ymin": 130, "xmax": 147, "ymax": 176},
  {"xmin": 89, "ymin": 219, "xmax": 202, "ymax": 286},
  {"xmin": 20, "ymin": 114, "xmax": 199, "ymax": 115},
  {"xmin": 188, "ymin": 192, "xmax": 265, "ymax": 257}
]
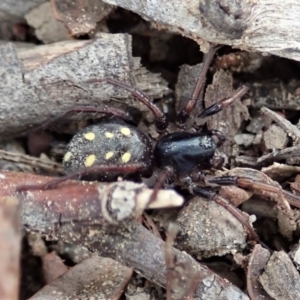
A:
[
  {"xmin": 59, "ymin": 46, "xmax": 241, "ymax": 183},
  {"xmin": 17, "ymin": 45, "xmax": 300, "ymax": 242}
]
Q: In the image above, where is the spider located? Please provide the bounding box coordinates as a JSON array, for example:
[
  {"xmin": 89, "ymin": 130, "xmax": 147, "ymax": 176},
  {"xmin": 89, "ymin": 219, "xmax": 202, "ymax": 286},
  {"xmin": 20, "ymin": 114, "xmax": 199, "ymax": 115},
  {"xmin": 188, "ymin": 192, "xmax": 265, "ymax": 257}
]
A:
[{"xmin": 17, "ymin": 45, "xmax": 300, "ymax": 242}]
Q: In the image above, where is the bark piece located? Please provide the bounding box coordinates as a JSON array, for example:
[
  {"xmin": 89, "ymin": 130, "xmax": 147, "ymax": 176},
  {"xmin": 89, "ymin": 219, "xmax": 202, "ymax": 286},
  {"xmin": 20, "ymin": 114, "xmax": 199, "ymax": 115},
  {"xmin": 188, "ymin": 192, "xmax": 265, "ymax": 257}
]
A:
[
  {"xmin": 0, "ymin": 171, "xmax": 183, "ymax": 231},
  {"xmin": 103, "ymin": 0, "xmax": 300, "ymax": 61},
  {"xmin": 263, "ymin": 124, "xmax": 288, "ymax": 150},
  {"xmin": 51, "ymin": 0, "xmax": 113, "ymax": 37},
  {"xmin": 289, "ymin": 240, "xmax": 300, "ymax": 270},
  {"xmin": 42, "ymin": 251, "xmax": 68, "ymax": 284},
  {"xmin": 251, "ymin": 80, "xmax": 300, "ymax": 111},
  {"xmin": 234, "ymin": 133, "xmax": 255, "ymax": 147},
  {"xmin": 0, "ymin": 149, "xmax": 62, "ymax": 174},
  {"xmin": 277, "ymin": 208, "xmax": 296, "ymax": 241},
  {"xmin": 215, "ymin": 52, "xmax": 264, "ymax": 73},
  {"xmin": 25, "ymin": 2, "xmax": 69, "ymax": 43},
  {"xmin": 0, "ymin": 170, "xmax": 249, "ymax": 300},
  {"xmin": 0, "ymin": 33, "xmax": 168, "ymax": 140},
  {"xmin": 261, "ymin": 107, "xmax": 300, "ymax": 144},
  {"xmin": 2, "ymin": 0, "xmax": 300, "ymax": 60},
  {"xmin": 175, "ymin": 63, "xmax": 203, "ymax": 117},
  {"xmin": 0, "ymin": 196, "xmax": 21, "ymax": 300},
  {"xmin": 0, "ymin": 0, "xmax": 45, "ymax": 21},
  {"xmin": 204, "ymin": 70, "xmax": 249, "ymax": 157},
  {"xmin": 259, "ymin": 251, "xmax": 300, "ymax": 300},
  {"xmin": 175, "ymin": 197, "xmax": 247, "ymax": 258},
  {"xmin": 258, "ymin": 144, "xmax": 300, "ymax": 165},
  {"xmin": 52, "ymin": 219, "xmax": 249, "ymax": 299},
  {"xmin": 247, "ymin": 244, "xmax": 272, "ymax": 300},
  {"xmin": 30, "ymin": 256, "xmax": 132, "ymax": 299},
  {"xmin": 262, "ymin": 162, "xmax": 300, "ymax": 182}
]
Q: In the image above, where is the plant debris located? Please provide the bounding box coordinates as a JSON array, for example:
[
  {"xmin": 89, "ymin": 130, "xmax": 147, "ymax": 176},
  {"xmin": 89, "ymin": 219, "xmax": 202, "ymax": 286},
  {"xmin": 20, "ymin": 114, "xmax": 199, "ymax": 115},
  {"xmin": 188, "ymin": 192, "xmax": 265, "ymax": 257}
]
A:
[{"xmin": 1, "ymin": 2, "xmax": 300, "ymax": 299}]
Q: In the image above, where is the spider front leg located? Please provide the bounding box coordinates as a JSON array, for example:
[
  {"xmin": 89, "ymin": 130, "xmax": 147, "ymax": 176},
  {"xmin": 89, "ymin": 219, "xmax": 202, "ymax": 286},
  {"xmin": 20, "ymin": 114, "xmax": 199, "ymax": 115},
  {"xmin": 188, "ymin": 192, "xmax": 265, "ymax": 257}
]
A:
[
  {"xmin": 24, "ymin": 104, "xmax": 140, "ymax": 135},
  {"xmin": 176, "ymin": 44, "xmax": 249, "ymax": 128},
  {"xmin": 86, "ymin": 78, "xmax": 168, "ymax": 132},
  {"xmin": 197, "ymin": 85, "xmax": 249, "ymax": 120},
  {"xmin": 210, "ymin": 175, "xmax": 300, "ymax": 209},
  {"xmin": 176, "ymin": 45, "xmax": 218, "ymax": 127}
]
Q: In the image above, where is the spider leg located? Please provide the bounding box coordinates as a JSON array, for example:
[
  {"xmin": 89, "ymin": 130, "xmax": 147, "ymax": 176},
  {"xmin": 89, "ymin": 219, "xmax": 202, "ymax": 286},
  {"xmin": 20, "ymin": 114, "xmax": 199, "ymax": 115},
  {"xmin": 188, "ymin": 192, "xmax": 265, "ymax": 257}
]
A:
[
  {"xmin": 16, "ymin": 163, "xmax": 147, "ymax": 192},
  {"xmin": 148, "ymin": 167, "xmax": 175, "ymax": 206},
  {"xmin": 23, "ymin": 105, "xmax": 138, "ymax": 135},
  {"xmin": 210, "ymin": 176, "xmax": 300, "ymax": 209},
  {"xmin": 192, "ymin": 185, "xmax": 260, "ymax": 242},
  {"xmin": 197, "ymin": 85, "xmax": 249, "ymax": 120},
  {"xmin": 176, "ymin": 45, "xmax": 219, "ymax": 126},
  {"xmin": 86, "ymin": 78, "xmax": 168, "ymax": 132}
]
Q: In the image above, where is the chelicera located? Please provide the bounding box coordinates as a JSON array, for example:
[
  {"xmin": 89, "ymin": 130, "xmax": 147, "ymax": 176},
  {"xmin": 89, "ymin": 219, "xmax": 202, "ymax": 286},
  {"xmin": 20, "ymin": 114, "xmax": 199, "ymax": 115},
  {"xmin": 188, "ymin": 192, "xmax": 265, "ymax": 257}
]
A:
[{"xmin": 18, "ymin": 45, "xmax": 300, "ymax": 242}]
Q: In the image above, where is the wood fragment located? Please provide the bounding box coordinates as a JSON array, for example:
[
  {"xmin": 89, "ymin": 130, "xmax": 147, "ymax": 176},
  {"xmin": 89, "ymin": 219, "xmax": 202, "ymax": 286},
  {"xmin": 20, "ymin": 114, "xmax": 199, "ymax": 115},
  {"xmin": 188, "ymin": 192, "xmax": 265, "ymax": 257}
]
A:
[
  {"xmin": 259, "ymin": 251, "xmax": 300, "ymax": 300},
  {"xmin": 263, "ymin": 124, "xmax": 288, "ymax": 150},
  {"xmin": 261, "ymin": 107, "xmax": 300, "ymax": 144},
  {"xmin": 30, "ymin": 256, "xmax": 132, "ymax": 300},
  {"xmin": 51, "ymin": 0, "xmax": 113, "ymax": 37},
  {"xmin": 53, "ymin": 219, "xmax": 249, "ymax": 299},
  {"xmin": 25, "ymin": 2, "xmax": 69, "ymax": 43},
  {"xmin": 0, "ymin": 196, "xmax": 21, "ymax": 300},
  {"xmin": 165, "ymin": 223, "xmax": 201, "ymax": 300},
  {"xmin": 175, "ymin": 196, "xmax": 248, "ymax": 258},
  {"xmin": 205, "ymin": 70, "xmax": 249, "ymax": 157},
  {"xmin": 0, "ymin": 170, "xmax": 249, "ymax": 300},
  {"xmin": 289, "ymin": 240, "xmax": 300, "ymax": 270},
  {"xmin": 0, "ymin": 171, "xmax": 183, "ymax": 230},
  {"xmin": 0, "ymin": 33, "xmax": 169, "ymax": 140},
  {"xmin": 247, "ymin": 244, "xmax": 272, "ymax": 300},
  {"xmin": 242, "ymin": 198, "xmax": 278, "ymax": 220},
  {"xmin": 257, "ymin": 144, "xmax": 300, "ymax": 165},
  {"xmin": 21, "ymin": 179, "xmax": 183, "ymax": 224},
  {"xmin": 41, "ymin": 251, "xmax": 68, "ymax": 284},
  {"xmin": 215, "ymin": 52, "xmax": 264, "ymax": 73},
  {"xmin": 102, "ymin": 0, "xmax": 300, "ymax": 61},
  {"xmin": 262, "ymin": 162, "xmax": 300, "ymax": 182},
  {"xmin": 0, "ymin": 149, "xmax": 63, "ymax": 173},
  {"xmin": 251, "ymin": 80, "xmax": 300, "ymax": 111},
  {"xmin": 277, "ymin": 209, "xmax": 296, "ymax": 241}
]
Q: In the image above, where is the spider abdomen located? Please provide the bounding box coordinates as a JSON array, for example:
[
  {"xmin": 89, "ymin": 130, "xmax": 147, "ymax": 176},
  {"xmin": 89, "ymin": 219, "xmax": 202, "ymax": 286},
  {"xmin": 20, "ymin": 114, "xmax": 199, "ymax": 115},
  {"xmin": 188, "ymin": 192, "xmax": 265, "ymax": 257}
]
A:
[
  {"xmin": 154, "ymin": 132, "xmax": 217, "ymax": 174},
  {"xmin": 63, "ymin": 121, "xmax": 153, "ymax": 179}
]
